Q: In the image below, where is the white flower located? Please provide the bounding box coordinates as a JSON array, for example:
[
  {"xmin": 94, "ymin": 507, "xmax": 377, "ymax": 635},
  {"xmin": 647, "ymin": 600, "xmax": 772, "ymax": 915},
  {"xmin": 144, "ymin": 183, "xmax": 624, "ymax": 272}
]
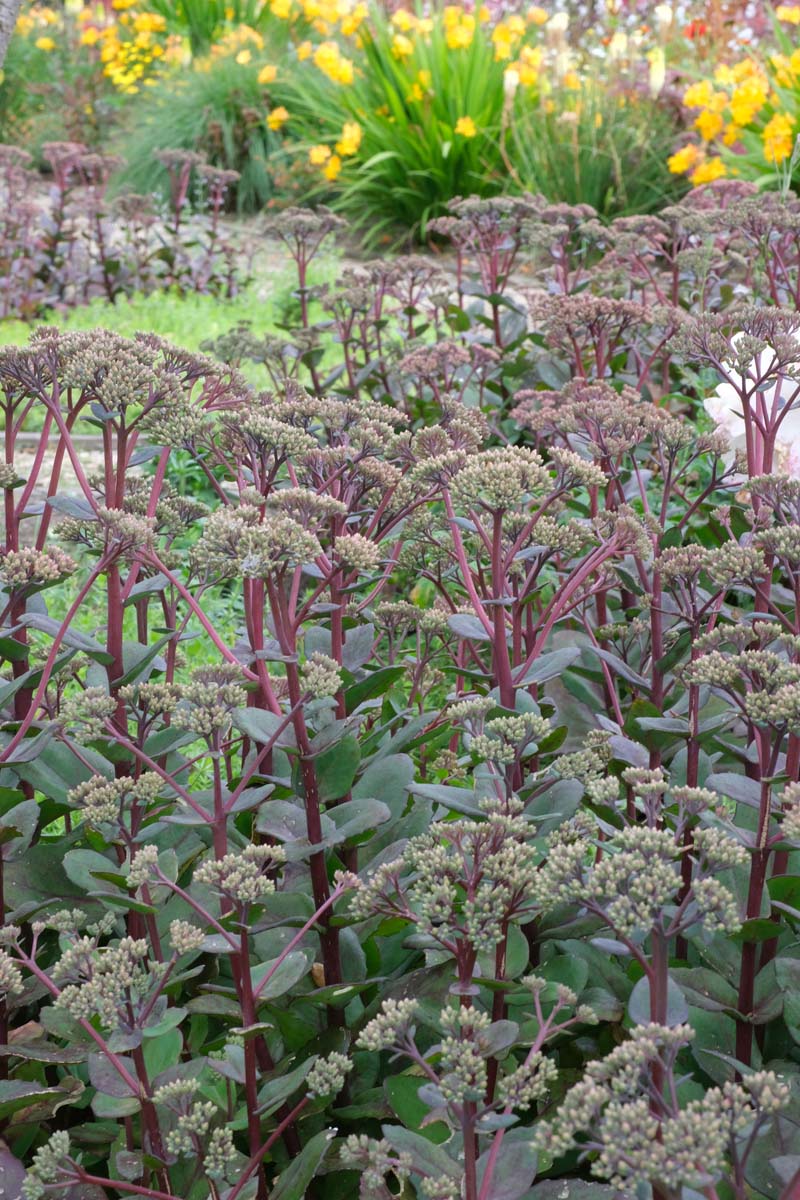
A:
[
  {"xmin": 504, "ymin": 68, "xmax": 520, "ymax": 99},
  {"xmin": 705, "ymin": 333, "xmax": 800, "ymax": 479},
  {"xmin": 608, "ymin": 31, "xmax": 628, "ymax": 60},
  {"xmin": 654, "ymin": 3, "xmax": 674, "ymax": 34},
  {"xmin": 648, "ymin": 47, "xmax": 666, "ymax": 96},
  {"xmin": 547, "ymin": 11, "xmax": 569, "ymax": 33}
]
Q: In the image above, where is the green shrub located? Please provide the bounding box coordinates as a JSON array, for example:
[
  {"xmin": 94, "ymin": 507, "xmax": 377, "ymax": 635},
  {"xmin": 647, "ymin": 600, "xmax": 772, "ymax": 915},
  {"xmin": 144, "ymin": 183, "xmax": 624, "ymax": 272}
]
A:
[
  {"xmin": 4, "ymin": 192, "xmax": 800, "ymax": 1200},
  {"xmin": 506, "ymin": 77, "xmax": 687, "ymax": 217}
]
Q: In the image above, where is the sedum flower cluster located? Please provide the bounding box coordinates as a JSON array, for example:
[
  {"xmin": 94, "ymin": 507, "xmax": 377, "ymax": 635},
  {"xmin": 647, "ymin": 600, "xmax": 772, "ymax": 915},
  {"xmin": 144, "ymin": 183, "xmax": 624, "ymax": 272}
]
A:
[
  {"xmin": 350, "ymin": 803, "xmax": 543, "ymax": 955},
  {"xmin": 536, "ymin": 811, "xmax": 746, "ymax": 938},
  {"xmin": 52, "ymin": 934, "xmax": 154, "ymax": 1028},
  {"xmin": 193, "ymin": 843, "xmax": 285, "ymax": 905},
  {"xmin": 535, "ymin": 1024, "xmax": 789, "ymax": 1192}
]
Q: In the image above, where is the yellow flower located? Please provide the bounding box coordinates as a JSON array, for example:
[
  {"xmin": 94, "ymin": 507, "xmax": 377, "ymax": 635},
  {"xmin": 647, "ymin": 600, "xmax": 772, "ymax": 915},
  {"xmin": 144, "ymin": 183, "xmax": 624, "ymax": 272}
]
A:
[
  {"xmin": 446, "ymin": 23, "xmax": 473, "ymax": 48},
  {"xmin": 271, "ymin": 0, "xmax": 293, "ymax": 16},
  {"xmin": 527, "ymin": 5, "xmax": 549, "ymax": 23},
  {"xmin": 729, "ymin": 76, "xmax": 768, "ymax": 125},
  {"xmin": 336, "ymin": 120, "xmax": 362, "ymax": 156},
  {"xmin": 313, "ymin": 40, "xmax": 354, "ymax": 84},
  {"xmin": 80, "ymin": 26, "xmax": 101, "ymax": 46},
  {"xmin": 731, "ymin": 58, "xmax": 762, "ymax": 82},
  {"xmin": 134, "ymin": 13, "xmax": 166, "ymax": 33},
  {"xmin": 391, "ymin": 33, "xmax": 414, "ymax": 59},
  {"xmin": 391, "ymin": 8, "xmax": 415, "ymax": 31},
  {"xmin": 454, "ymin": 115, "xmax": 477, "ymax": 137},
  {"xmin": 340, "ymin": 3, "xmax": 367, "ymax": 35},
  {"xmin": 492, "ymin": 19, "xmax": 524, "ymax": 61},
  {"xmin": 258, "ymin": 63, "xmax": 277, "ymax": 83},
  {"xmin": 723, "ymin": 122, "xmax": 741, "ymax": 145},
  {"xmin": 236, "ymin": 49, "xmax": 252, "ymax": 64},
  {"xmin": 511, "ymin": 43, "xmax": 542, "ymax": 88},
  {"xmin": 35, "ymin": 36, "xmax": 56, "ymax": 51},
  {"xmin": 492, "ymin": 29, "xmax": 514, "ymax": 60},
  {"xmin": 683, "ymin": 80, "xmax": 714, "ymax": 109},
  {"xmin": 407, "ymin": 81, "xmax": 424, "ymax": 102},
  {"xmin": 236, "ymin": 24, "xmax": 263, "ymax": 48},
  {"xmin": 323, "ymin": 153, "xmax": 342, "ymax": 180},
  {"xmin": 297, "ymin": 40, "xmax": 312, "ymax": 60},
  {"xmin": 443, "ymin": 8, "xmax": 474, "ymax": 49},
  {"xmin": 667, "ymin": 143, "xmax": 702, "ymax": 174},
  {"xmin": 267, "ymin": 105, "xmax": 289, "ymax": 130},
  {"xmin": 695, "ymin": 109, "xmax": 723, "ymax": 141},
  {"xmin": 309, "ymin": 144, "xmax": 332, "ymax": 164},
  {"xmin": 772, "ymin": 53, "xmax": 794, "ymax": 87},
  {"xmin": 763, "ymin": 111, "xmax": 795, "ymax": 163},
  {"xmin": 690, "ymin": 157, "xmax": 727, "ymax": 184},
  {"xmin": 776, "ymin": 4, "xmax": 800, "ymax": 21}
]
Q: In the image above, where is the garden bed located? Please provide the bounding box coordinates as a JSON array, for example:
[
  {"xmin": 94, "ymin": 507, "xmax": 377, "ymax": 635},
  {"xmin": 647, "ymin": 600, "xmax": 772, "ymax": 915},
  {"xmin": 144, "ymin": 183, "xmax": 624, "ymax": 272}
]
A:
[{"xmin": 3, "ymin": 2, "xmax": 800, "ymax": 1199}]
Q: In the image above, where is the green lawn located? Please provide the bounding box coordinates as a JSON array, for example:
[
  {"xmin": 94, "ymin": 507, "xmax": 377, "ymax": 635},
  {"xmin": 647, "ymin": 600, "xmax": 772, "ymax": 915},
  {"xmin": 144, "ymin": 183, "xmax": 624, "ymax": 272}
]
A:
[{"xmin": 0, "ymin": 256, "xmax": 341, "ymax": 386}]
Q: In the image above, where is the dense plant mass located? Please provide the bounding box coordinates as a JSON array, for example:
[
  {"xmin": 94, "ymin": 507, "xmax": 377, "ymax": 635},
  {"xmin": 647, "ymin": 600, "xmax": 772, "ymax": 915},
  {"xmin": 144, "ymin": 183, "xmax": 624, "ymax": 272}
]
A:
[
  {"xmin": 17, "ymin": 0, "xmax": 800, "ymax": 241},
  {"xmin": 0, "ymin": 141, "xmax": 245, "ymax": 320},
  {"xmin": 2, "ymin": 186, "xmax": 800, "ymax": 1200},
  {"xmin": 2, "ymin": 0, "xmax": 692, "ymax": 231}
]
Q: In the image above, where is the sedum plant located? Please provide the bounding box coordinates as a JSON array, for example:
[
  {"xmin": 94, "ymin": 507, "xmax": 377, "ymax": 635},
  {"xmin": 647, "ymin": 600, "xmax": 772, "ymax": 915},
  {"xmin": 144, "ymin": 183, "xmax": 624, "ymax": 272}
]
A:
[{"xmin": 4, "ymin": 189, "xmax": 800, "ymax": 1200}]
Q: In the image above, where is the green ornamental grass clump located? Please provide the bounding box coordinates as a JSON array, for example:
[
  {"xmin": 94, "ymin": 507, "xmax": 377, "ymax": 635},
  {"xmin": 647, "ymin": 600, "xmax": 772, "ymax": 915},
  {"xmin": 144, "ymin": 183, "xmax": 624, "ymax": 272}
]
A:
[
  {"xmin": 275, "ymin": 4, "xmax": 685, "ymax": 242},
  {"xmin": 114, "ymin": 51, "xmax": 289, "ymax": 214},
  {"xmin": 4, "ymin": 187, "xmax": 800, "ymax": 1200}
]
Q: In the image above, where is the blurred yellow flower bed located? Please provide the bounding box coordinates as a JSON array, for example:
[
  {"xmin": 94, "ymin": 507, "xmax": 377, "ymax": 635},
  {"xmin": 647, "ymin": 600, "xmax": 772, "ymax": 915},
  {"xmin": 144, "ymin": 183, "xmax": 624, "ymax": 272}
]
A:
[
  {"xmin": 2, "ymin": 0, "xmax": 694, "ymax": 237},
  {"xmin": 668, "ymin": 5, "xmax": 800, "ymax": 187}
]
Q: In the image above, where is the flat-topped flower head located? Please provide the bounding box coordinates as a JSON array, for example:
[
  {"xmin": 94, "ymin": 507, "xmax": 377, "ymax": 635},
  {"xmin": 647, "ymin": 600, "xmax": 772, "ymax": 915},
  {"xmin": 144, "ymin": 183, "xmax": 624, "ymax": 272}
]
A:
[
  {"xmin": 194, "ymin": 844, "xmax": 284, "ymax": 905},
  {"xmin": 174, "ymin": 664, "xmax": 249, "ymax": 737},
  {"xmin": 449, "ymin": 446, "xmax": 549, "ymax": 512},
  {"xmin": 195, "ymin": 505, "xmax": 322, "ymax": 578},
  {"xmin": 67, "ymin": 773, "xmax": 162, "ymax": 827},
  {"xmin": 0, "ymin": 546, "xmax": 76, "ymax": 590},
  {"xmin": 302, "ymin": 652, "xmax": 342, "ymax": 699}
]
